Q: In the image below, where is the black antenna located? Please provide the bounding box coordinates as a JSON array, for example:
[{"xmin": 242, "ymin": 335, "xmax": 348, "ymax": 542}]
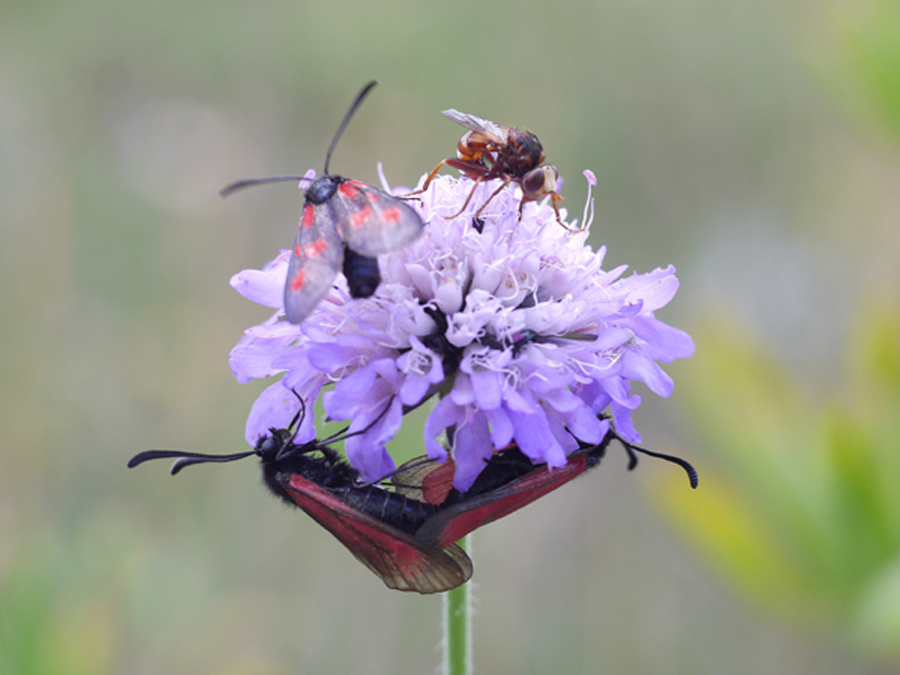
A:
[
  {"xmin": 617, "ymin": 437, "xmax": 699, "ymax": 489},
  {"xmin": 323, "ymin": 80, "xmax": 378, "ymax": 175},
  {"xmin": 127, "ymin": 449, "xmax": 257, "ymax": 474},
  {"xmin": 127, "ymin": 390, "xmax": 397, "ymax": 477},
  {"xmin": 218, "ymin": 80, "xmax": 379, "ymax": 198},
  {"xmin": 219, "ymin": 175, "xmax": 310, "ymax": 198},
  {"xmin": 127, "ymin": 392, "xmax": 310, "ymax": 475}
]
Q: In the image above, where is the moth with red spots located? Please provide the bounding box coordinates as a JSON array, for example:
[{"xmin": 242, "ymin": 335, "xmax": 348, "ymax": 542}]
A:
[
  {"xmin": 410, "ymin": 109, "xmax": 569, "ymax": 229},
  {"xmin": 127, "ymin": 405, "xmax": 473, "ymax": 594},
  {"xmin": 221, "ymin": 81, "xmax": 425, "ymax": 324},
  {"xmin": 395, "ymin": 421, "xmax": 698, "ymax": 550}
]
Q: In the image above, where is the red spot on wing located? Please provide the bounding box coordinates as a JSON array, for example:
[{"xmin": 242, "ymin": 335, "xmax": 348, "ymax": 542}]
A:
[
  {"xmin": 339, "ymin": 183, "xmax": 359, "ymax": 199},
  {"xmin": 381, "ymin": 206, "xmax": 401, "ymax": 223},
  {"xmin": 301, "ymin": 205, "xmax": 315, "ymax": 228},
  {"xmin": 348, "ymin": 179, "xmax": 366, "ymax": 188},
  {"xmin": 289, "ymin": 268, "xmax": 306, "ymax": 292},
  {"xmin": 304, "ymin": 238, "xmax": 328, "ymax": 258},
  {"xmin": 350, "ymin": 206, "xmax": 373, "ymax": 229}
]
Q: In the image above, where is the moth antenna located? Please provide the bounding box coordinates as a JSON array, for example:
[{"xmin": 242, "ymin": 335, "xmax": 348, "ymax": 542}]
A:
[
  {"xmin": 319, "ymin": 393, "xmax": 395, "ymax": 447},
  {"xmin": 619, "ymin": 442, "xmax": 638, "ymax": 471},
  {"xmin": 323, "ymin": 80, "xmax": 378, "ymax": 176},
  {"xmin": 169, "ymin": 451, "xmax": 257, "ymax": 474},
  {"xmin": 287, "ymin": 389, "xmax": 308, "ymax": 432},
  {"xmin": 615, "ymin": 437, "xmax": 699, "ymax": 489},
  {"xmin": 127, "ymin": 449, "xmax": 257, "ymax": 473},
  {"xmin": 218, "ymin": 175, "xmax": 311, "ymax": 198}
]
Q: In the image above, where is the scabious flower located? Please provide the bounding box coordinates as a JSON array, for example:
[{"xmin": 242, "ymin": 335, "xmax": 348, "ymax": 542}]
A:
[{"xmin": 229, "ymin": 168, "xmax": 694, "ymax": 491}]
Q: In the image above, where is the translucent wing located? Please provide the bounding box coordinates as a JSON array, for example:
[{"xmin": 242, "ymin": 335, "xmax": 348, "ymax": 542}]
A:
[
  {"xmin": 442, "ymin": 109, "xmax": 511, "ymax": 145},
  {"xmin": 331, "ymin": 180, "xmax": 424, "ymax": 257},
  {"xmin": 280, "ymin": 473, "xmax": 473, "ymax": 594},
  {"xmin": 284, "ymin": 202, "xmax": 344, "ymax": 324},
  {"xmin": 392, "ymin": 456, "xmax": 456, "ymax": 504}
]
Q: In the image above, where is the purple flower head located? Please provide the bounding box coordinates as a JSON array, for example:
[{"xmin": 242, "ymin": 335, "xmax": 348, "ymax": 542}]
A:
[{"xmin": 229, "ymin": 168, "xmax": 693, "ymax": 491}]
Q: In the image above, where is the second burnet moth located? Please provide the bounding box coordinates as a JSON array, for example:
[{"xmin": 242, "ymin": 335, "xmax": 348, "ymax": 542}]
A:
[
  {"xmin": 128, "ymin": 403, "xmax": 472, "ymax": 594},
  {"xmin": 394, "ymin": 421, "xmax": 699, "ymax": 550},
  {"xmin": 221, "ymin": 81, "xmax": 425, "ymax": 324}
]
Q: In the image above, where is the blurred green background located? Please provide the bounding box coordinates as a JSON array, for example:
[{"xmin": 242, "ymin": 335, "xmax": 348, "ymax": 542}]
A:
[{"xmin": 3, "ymin": 0, "xmax": 900, "ymax": 673}]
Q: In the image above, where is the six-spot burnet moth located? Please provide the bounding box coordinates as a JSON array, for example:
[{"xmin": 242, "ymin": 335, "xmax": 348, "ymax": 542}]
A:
[
  {"xmin": 220, "ymin": 81, "xmax": 425, "ymax": 324},
  {"xmin": 408, "ymin": 109, "xmax": 568, "ymax": 229},
  {"xmin": 128, "ymin": 403, "xmax": 472, "ymax": 594}
]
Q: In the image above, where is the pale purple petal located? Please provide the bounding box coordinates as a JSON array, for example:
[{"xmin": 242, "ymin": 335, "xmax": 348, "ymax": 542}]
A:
[
  {"xmin": 399, "ymin": 372, "xmax": 430, "ymax": 406},
  {"xmin": 345, "ymin": 393, "xmax": 402, "ymax": 480},
  {"xmin": 229, "ymin": 251, "xmax": 290, "ymax": 307},
  {"xmin": 620, "ymin": 350, "xmax": 675, "ymax": 398},
  {"xmin": 244, "ymin": 382, "xmax": 312, "ymax": 446},
  {"xmin": 545, "ymin": 411, "xmax": 580, "ymax": 456},
  {"xmin": 449, "ymin": 372, "xmax": 475, "ymax": 406},
  {"xmin": 470, "ymin": 368, "xmax": 504, "ymax": 410},
  {"xmin": 229, "ymin": 335, "xmax": 289, "ymax": 382},
  {"xmin": 424, "ymin": 396, "xmax": 459, "ymax": 461},
  {"xmin": 558, "ymin": 400, "xmax": 605, "ymax": 445},
  {"xmin": 611, "ymin": 401, "xmax": 641, "ymax": 444},
  {"xmin": 627, "ymin": 316, "xmax": 695, "ymax": 361},
  {"xmin": 484, "ymin": 406, "xmax": 514, "ymax": 449},
  {"xmin": 451, "ymin": 411, "xmax": 494, "ymax": 491},
  {"xmin": 509, "ymin": 407, "xmax": 567, "ymax": 468}
]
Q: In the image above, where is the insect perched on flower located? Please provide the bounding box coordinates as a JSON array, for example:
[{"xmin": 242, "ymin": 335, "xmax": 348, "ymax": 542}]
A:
[
  {"xmin": 127, "ymin": 401, "xmax": 473, "ymax": 594},
  {"xmin": 409, "ymin": 109, "xmax": 568, "ymax": 229},
  {"xmin": 396, "ymin": 420, "xmax": 698, "ymax": 550},
  {"xmin": 220, "ymin": 81, "xmax": 425, "ymax": 324}
]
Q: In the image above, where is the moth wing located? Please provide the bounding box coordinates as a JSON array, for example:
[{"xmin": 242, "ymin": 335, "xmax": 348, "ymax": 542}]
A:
[
  {"xmin": 331, "ymin": 180, "xmax": 424, "ymax": 257},
  {"xmin": 415, "ymin": 455, "xmax": 590, "ymax": 549},
  {"xmin": 391, "ymin": 456, "xmax": 456, "ymax": 504},
  {"xmin": 280, "ymin": 473, "xmax": 473, "ymax": 594},
  {"xmin": 442, "ymin": 109, "xmax": 510, "ymax": 145},
  {"xmin": 284, "ymin": 202, "xmax": 344, "ymax": 324},
  {"xmin": 393, "ymin": 441, "xmax": 525, "ymax": 507}
]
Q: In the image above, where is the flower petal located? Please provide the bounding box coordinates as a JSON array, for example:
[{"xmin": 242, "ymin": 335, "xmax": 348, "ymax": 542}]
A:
[{"xmin": 451, "ymin": 411, "xmax": 494, "ymax": 491}]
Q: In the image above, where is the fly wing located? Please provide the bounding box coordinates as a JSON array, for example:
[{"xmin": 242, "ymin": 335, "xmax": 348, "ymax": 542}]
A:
[
  {"xmin": 331, "ymin": 179, "xmax": 424, "ymax": 257},
  {"xmin": 442, "ymin": 109, "xmax": 510, "ymax": 145},
  {"xmin": 415, "ymin": 454, "xmax": 590, "ymax": 549},
  {"xmin": 284, "ymin": 202, "xmax": 344, "ymax": 324},
  {"xmin": 280, "ymin": 473, "xmax": 473, "ymax": 594}
]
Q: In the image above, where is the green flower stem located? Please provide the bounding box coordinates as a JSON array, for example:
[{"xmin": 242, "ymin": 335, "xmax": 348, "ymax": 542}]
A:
[{"xmin": 442, "ymin": 534, "xmax": 472, "ymax": 675}]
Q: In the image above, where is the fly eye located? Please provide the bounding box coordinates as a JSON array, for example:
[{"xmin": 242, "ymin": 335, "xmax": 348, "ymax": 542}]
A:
[
  {"xmin": 522, "ymin": 169, "xmax": 545, "ymax": 194},
  {"xmin": 522, "ymin": 166, "xmax": 559, "ymax": 200}
]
